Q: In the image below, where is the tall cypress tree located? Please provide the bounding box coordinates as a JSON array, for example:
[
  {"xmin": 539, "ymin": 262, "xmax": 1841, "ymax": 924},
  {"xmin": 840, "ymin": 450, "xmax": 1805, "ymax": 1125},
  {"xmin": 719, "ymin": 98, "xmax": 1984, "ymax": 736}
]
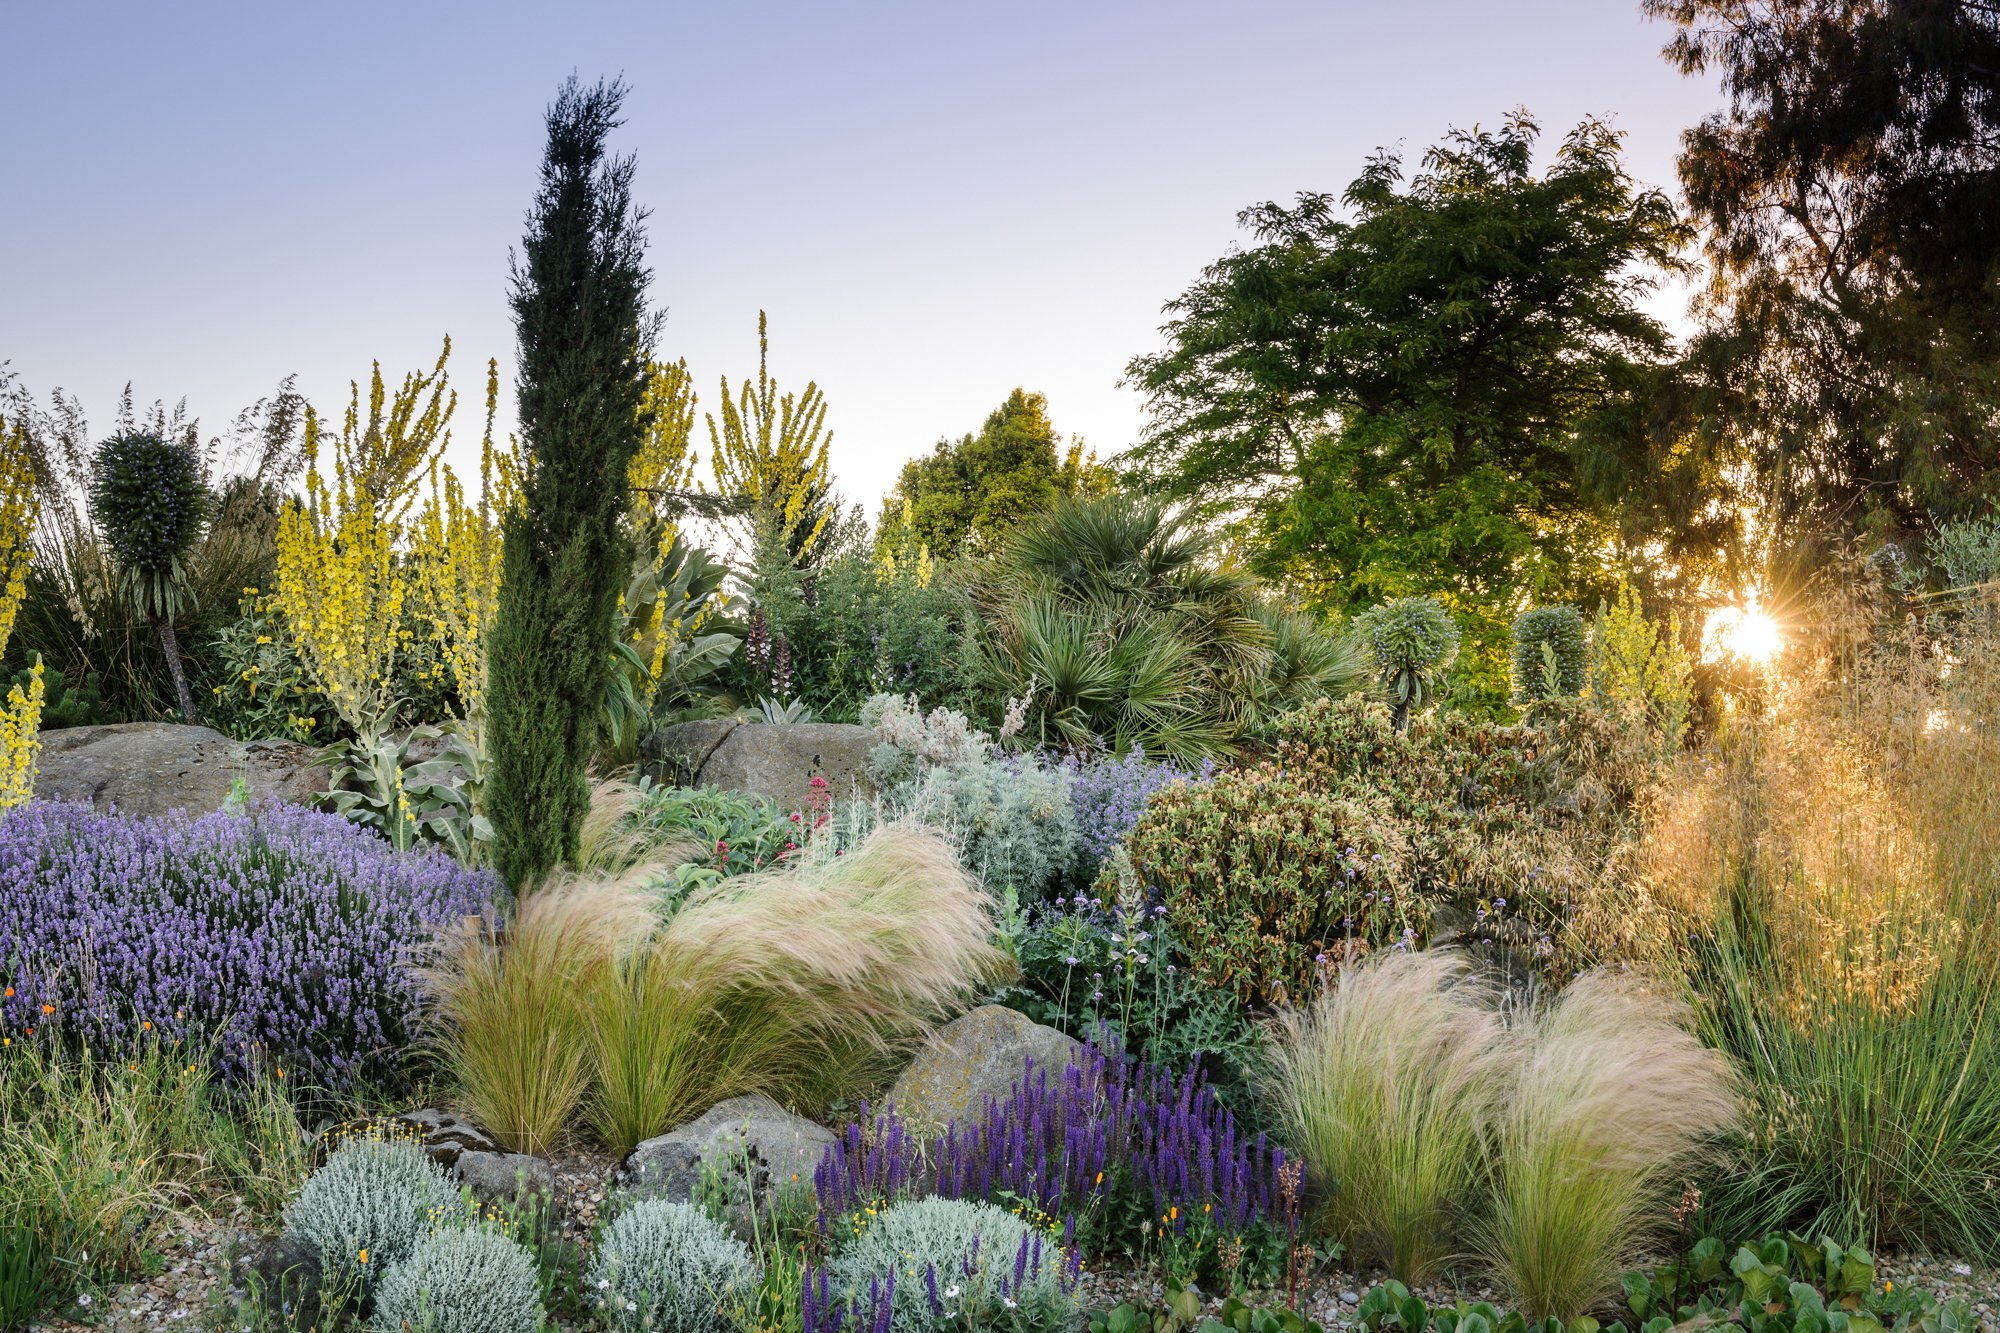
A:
[{"xmin": 487, "ymin": 77, "xmax": 655, "ymax": 889}]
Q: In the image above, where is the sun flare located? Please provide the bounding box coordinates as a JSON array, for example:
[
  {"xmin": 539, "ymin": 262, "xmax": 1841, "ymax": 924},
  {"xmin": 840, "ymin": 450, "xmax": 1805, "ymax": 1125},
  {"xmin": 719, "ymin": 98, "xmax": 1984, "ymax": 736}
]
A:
[{"xmin": 1703, "ymin": 592, "xmax": 1784, "ymax": 666}]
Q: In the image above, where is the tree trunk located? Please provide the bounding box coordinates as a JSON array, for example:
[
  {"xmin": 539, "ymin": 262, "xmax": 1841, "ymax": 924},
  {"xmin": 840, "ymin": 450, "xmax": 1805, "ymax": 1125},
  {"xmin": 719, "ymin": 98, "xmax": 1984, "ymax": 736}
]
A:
[{"xmin": 152, "ymin": 611, "xmax": 202, "ymax": 727}]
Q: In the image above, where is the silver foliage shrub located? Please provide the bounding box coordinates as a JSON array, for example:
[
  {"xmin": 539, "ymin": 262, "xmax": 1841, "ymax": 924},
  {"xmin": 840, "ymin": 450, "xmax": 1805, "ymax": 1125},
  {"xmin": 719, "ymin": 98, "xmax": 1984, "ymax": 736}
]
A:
[
  {"xmin": 283, "ymin": 1138, "xmax": 466, "ymax": 1295},
  {"xmin": 372, "ymin": 1228, "xmax": 543, "ymax": 1333},
  {"xmin": 828, "ymin": 1196, "xmax": 1074, "ymax": 1332},
  {"xmin": 852, "ymin": 693, "xmax": 1077, "ymax": 901},
  {"xmin": 588, "ymin": 1200, "xmax": 755, "ymax": 1333}
]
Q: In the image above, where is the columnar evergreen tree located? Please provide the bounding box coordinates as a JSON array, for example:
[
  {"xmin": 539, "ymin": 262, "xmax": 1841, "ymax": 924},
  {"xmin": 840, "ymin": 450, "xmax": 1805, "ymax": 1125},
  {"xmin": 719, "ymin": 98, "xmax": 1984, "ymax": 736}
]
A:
[{"xmin": 486, "ymin": 77, "xmax": 656, "ymax": 888}]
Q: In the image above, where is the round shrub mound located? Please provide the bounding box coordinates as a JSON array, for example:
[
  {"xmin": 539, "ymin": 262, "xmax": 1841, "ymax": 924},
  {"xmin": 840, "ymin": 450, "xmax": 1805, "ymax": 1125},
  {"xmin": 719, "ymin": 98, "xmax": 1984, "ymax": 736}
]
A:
[
  {"xmin": 829, "ymin": 1196, "xmax": 1074, "ymax": 1333},
  {"xmin": 588, "ymin": 1200, "xmax": 755, "ymax": 1333},
  {"xmin": 0, "ymin": 801, "xmax": 497, "ymax": 1087},
  {"xmin": 373, "ymin": 1228, "xmax": 542, "ymax": 1333},
  {"xmin": 1127, "ymin": 765, "xmax": 1412, "ymax": 1006},
  {"xmin": 283, "ymin": 1139, "xmax": 466, "ymax": 1296}
]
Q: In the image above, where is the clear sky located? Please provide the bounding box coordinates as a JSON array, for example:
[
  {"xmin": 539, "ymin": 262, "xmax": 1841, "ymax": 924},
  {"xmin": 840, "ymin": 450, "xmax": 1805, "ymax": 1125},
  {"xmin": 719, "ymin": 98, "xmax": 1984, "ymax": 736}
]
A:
[{"xmin": 1, "ymin": 1, "xmax": 1720, "ymax": 516}]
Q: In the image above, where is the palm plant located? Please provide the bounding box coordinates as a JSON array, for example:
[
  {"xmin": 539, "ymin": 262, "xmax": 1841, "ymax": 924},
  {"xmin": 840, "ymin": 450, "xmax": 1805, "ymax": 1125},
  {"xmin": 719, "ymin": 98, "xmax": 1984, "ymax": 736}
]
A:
[
  {"xmin": 974, "ymin": 494, "xmax": 1359, "ymax": 761},
  {"xmin": 85, "ymin": 433, "xmax": 212, "ymax": 724}
]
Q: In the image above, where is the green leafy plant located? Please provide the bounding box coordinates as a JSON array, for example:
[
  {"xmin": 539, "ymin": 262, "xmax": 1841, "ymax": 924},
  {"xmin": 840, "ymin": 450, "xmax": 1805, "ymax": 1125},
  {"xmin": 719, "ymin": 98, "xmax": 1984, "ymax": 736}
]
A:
[
  {"xmin": 0, "ymin": 1221, "xmax": 63, "ymax": 1333},
  {"xmin": 1128, "ymin": 761, "xmax": 1412, "ymax": 1005},
  {"xmin": 1511, "ymin": 607, "xmax": 1587, "ymax": 703},
  {"xmin": 204, "ymin": 589, "xmax": 331, "ymax": 743},
  {"xmin": 3, "ymin": 663, "xmax": 104, "ymax": 730},
  {"xmin": 628, "ymin": 781, "xmax": 809, "ymax": 894},
  {"xmin": 1354, "ymin": 596, "xmax": 1460, "ymax": 731},
  {"xmin": 86, "ymin": 430, "xmax": 214, "ymax": 723},
  {"xmin": 1629, "ymin": 1234, "xmax": 1970, "ymax": 1333},
  {"xmin": 321, "ymin": 725, "xmax": 489, "ymax": 859}
]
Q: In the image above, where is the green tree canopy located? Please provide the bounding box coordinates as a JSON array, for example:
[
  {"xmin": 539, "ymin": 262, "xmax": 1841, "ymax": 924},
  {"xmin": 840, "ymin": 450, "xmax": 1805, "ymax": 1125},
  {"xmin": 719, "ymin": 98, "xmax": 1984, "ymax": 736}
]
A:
[
  {"xmin": 1641, "ymin": 0, "xmax": 2000, "ymax": 551},
  {"xmin": 1123, "ymin": 112, "xmax": 1687, "ymax": 709},
  {"xmin": 876, "ymin": 389, "xmax": 1107, "ymax": 560}
]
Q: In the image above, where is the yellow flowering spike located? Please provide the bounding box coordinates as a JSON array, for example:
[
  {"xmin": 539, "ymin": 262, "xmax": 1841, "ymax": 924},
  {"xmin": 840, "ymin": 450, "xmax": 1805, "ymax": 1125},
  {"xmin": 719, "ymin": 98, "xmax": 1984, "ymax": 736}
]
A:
[
  {"xmin": 0, "ymin": 415, "xmax": 42, "ymax": 811},
  {"xmin": 274, "ymin": 341, "xmax": 463, "ymax": 745}
]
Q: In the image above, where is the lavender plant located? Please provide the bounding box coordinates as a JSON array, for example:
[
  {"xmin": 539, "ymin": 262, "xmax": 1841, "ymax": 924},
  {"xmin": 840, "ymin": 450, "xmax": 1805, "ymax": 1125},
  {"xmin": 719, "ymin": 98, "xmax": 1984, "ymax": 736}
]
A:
[
  {"xmin": 0, "ymin": 801, "xmax": 497, "ymax": 1087},
  {"xmin": 815, "ymin": 1041, "xmax": 1291, "ymax": 1286}
]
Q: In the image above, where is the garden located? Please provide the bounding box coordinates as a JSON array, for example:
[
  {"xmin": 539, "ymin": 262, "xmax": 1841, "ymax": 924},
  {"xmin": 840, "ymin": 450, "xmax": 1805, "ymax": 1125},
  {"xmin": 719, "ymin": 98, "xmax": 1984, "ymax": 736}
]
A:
[{"xmin": 8, "ymin": 9, "xmax": 2000, "ymax": 1332}]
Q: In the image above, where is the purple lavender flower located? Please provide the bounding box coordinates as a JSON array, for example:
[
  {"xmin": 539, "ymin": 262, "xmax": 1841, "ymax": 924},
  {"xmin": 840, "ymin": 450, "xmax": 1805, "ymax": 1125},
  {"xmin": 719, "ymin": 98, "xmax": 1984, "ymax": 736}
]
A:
[{"xmin": 0, "ymin": 800, "xmax": 496, "ymax": 1088}]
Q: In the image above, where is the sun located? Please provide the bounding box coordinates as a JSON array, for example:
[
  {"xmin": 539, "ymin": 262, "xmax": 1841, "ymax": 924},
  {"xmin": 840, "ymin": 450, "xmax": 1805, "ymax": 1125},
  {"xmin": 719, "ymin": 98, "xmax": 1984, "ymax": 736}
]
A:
[{"xmin": 1703, "ymin": 591, "xmax": 1784, "ymax": 665}]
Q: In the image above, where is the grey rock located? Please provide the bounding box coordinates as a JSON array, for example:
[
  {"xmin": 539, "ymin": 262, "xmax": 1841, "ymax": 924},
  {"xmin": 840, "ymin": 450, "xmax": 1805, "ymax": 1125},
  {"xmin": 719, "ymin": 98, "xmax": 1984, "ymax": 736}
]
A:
[
  {"xmin": 642, "ymin": 720, "xmax": 877, "ymax": 805},
  {"xmin": 395, "ymin": 1108, "xmax": 498, "ymax": 1166},
  {"xmin": 452, "ymin": 1149, "xmax": 556, "ymax": 1209},
  {"xmin": 888, "ymin": 1004, "xmax": 1085, "ymax": 1137},
  {"xmin": 35, "ymin": 723, "xmax": 325, "ymax": 817},
  {"xmin": 621, "ymin": 1094, "xmax": 834, "ymax": 1242}
]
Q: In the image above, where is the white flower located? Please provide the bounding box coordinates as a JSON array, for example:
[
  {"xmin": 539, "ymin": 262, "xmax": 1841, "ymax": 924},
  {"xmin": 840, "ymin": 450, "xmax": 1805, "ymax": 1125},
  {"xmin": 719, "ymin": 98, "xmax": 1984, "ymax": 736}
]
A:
[
  {"xmin": 77, "ymin": 1295, "xmax": 93, "ymax": 1309},
  {"xmin": 944, "ymin": 1286, "xmax": 961, "ymax": 1299},
  {"xmin": 1004, "ymin": 1296, "xmax": 1019, "ymax": 1309},
  {"xmin": 626, "ymin": 1302, "xmax": 638, "ymax": 1312}
]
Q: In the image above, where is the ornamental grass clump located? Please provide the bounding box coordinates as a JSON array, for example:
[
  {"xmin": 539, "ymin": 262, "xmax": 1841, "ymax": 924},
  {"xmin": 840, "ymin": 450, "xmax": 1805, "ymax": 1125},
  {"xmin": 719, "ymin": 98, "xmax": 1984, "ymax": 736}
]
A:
[
  {"xmin": 1476, "ymin": 972, "xmax": 1737, "ymax": 1321},
  {"xmin": 588, "ymin": 1200, "xmax": 755, "ymax": 1333},
  {"xmin": 1638, "ymin": 605, "xmax": 2000, "ymax": 1258},
  {"xmin": 372, "ymin": 1227, "xmax": 543, "ymax": 1333},
  {"xmin": 0, "ymin": 802, "xmax": 496, "ymax": 1088},
  {"xmin": 427, "ymin": 825, "xmax": 1007, "ymax": 1155},
  {"xmin": 1266, "ymin": 949, "xmax": 1505, "ymax": 1284}
]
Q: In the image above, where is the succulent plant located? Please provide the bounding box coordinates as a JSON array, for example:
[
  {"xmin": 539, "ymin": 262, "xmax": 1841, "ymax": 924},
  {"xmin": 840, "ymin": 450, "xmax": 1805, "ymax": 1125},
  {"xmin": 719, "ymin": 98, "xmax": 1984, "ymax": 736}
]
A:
[
  {"xmin": 1510, "ymin": 605, "xmax": 1588, "ymax": 702},
  {"xmin": 1354, "ymin": 597, "xmax": 1460, "ymax": 730}
]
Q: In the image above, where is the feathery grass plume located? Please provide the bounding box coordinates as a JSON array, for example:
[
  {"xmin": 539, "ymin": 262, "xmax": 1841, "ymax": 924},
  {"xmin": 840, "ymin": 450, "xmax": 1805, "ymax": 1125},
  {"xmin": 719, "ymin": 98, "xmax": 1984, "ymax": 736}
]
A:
[
  {"xmin": 573, "ymin": 775, "xmax": 661, "ymax": 877},
  {"xmin": 428, "ymin": 823, "xmax": 1005, "ymax": 1154},
  {"xmin": 1635, "ymin": 602, "xmax": 2000, "ymax": 1257},
  {"xmin": 1477, "ymin": 971, "xmax": 1737, "ymax": 1321},
  {"xmin": 1266, "ymin": 949, "xmax": 1503, "ymax": 1284},
  {"xmin": 423, "ymin": 868, "xmax": 658, "ymax": 1155},
  {"xmin": 588, "ymin": 824, "xmax": 1010, "ymax": 1151}
]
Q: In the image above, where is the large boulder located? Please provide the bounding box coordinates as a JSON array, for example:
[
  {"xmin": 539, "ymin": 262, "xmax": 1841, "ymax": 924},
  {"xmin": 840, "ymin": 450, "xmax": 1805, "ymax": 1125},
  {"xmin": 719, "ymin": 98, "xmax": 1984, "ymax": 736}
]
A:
[
  {"xmin": 888, "ymin": 1005, "xmax": 1085, "ymax": 1137},
  {"xmin": 34, "ymin": 722, "xmax": 325, "ymax": 817},
  {"xmin": 643, "ymin": 720, "xmax": 878, "ymax": 805},
  {"xmin": 620, "ymin": 1095, "xmax": 834, "ymax": 1240}
]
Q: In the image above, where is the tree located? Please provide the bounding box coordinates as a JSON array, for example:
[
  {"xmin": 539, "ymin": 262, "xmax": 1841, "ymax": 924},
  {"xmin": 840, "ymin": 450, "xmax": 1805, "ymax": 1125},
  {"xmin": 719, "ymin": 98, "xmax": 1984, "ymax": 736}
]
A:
[
  {"xmin": 1642, "ymin": 0, "xmax": 2000, "ymax": 544},
  {"xmin": 876, "ymin": 389, "xmax": 1109, "ymax": 559},
  {"xmin": 707, "ymin": 311, "xmax": 836, "ymax": 568},
  {"xmin": 1124, "ymin": 112, "xmax": 1687, "ymax": 709},
  {"xmin": 486, "ymin": 76, "xmax": 655, "ymax": 888},
  {"xmin": 87, "ymin": 431, "xmax": 211, "ymax": 724}
]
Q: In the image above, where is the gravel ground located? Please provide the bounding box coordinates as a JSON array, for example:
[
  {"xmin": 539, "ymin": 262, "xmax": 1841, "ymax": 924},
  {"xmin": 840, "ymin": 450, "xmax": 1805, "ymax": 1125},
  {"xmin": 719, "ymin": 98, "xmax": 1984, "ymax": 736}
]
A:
[{"xmin": 31, "ymin": 1157, "xmax": 2000, "ymax": 1333}]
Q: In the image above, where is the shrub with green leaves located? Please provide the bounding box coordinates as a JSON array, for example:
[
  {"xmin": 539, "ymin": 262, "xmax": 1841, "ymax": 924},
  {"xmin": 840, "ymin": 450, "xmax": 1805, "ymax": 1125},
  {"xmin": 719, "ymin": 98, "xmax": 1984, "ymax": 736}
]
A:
[
  {"xmin": 282, "ymin": 1139, "xmax": 465, "ymax": 1296},
  {"xmin": 1510, "ymin": 607, "xmax": 1587, "ymax": 703},
  {"xmin": 630, "ymin": 782, "xmax": 809, "ymax": 892},
  {"xmin": 829, "ymin": 1197, "xmax": 1074, "ymax": 1333},
  {"xmin": 1354, "ymin": 596, "xmax": 1460, "ymax": 729},
  {"xmin": 588, "ymin": 1200, "xmax": 755, "ymax": 1333},
  {"xmin": 1129, "ymin": 762, "xmax": 1411, "ymax": 1005},
  {"xmin": 372, "ymin": 1228, "xmax": 543, "ymax": 1333}
]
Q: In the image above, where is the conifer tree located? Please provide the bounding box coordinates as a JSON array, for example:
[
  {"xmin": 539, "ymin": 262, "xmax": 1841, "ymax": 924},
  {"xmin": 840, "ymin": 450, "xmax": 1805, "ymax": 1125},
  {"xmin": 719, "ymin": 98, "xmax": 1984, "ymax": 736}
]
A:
[{"xmin": 486, "ymin": 76, "xmax": 655, "ymax": 888}]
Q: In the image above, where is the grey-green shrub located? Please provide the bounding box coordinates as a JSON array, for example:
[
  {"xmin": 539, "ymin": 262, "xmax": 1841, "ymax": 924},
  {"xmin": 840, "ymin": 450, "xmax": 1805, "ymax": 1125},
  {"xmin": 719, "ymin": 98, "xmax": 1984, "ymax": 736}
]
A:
[
  {"xmin": 588, "ymin": 1200, "xmax": 755, "ymax": 1333},
  {"xmin": 282, "ymin": 1139, "xmax": 465, "ymax": 1295},
  {"xmin": 829, "ymin": 1197, "xmax": 1074, "ymax": 1332},
  {"xmin": 1354, "ymin": 597, "xmax": 1460, "ymax": 729},
  {"xmin": 372, "ymin": 1228, "xmax": 543, "ymax": 1333},
  {"xmin": 1510, "ymin": 606, "xmax": 1587, "ymax": 702},
  {"xmin": 853, "ymin": 693, "xmax": 1078, "ymax": 900}
]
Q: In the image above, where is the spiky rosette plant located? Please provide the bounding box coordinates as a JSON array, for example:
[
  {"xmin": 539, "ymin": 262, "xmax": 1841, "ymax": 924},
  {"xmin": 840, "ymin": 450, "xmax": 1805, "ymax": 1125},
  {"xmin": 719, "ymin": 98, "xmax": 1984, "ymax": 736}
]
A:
[
  {"xmin": 87, "ymin": 431, "xmax": 212, "ymax": 723},
  {"xmin": 1356, "ymin": 596, "xmax": 1459, "ymax": 731},
  {"xmin": 1510, "ymin": 605, "xmax": 1587, "ymax": 703}
]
